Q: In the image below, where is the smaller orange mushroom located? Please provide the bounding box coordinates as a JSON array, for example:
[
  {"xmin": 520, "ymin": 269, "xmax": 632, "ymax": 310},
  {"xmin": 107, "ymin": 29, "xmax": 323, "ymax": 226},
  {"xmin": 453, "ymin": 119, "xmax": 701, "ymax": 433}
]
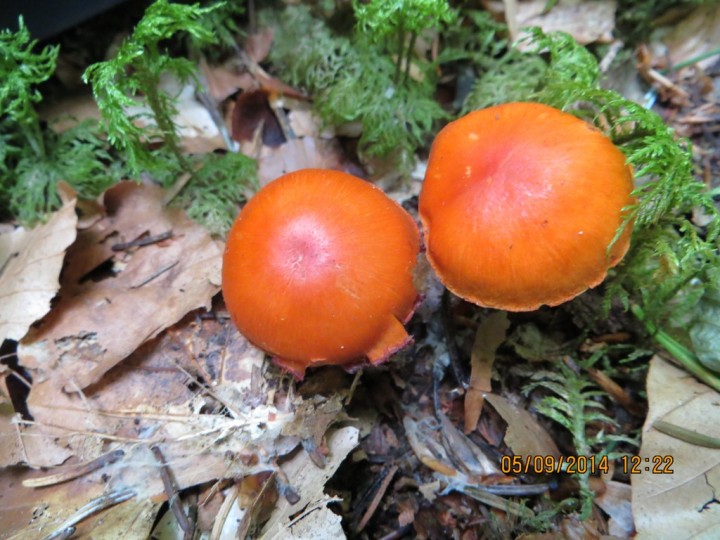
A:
[
  {"xmin": 419, "ymin": 102, "xmax": 636, "ymax": 311},
  {"xmin": 222, "ymin": 169, "xmax": 420, "ymax": 378}
]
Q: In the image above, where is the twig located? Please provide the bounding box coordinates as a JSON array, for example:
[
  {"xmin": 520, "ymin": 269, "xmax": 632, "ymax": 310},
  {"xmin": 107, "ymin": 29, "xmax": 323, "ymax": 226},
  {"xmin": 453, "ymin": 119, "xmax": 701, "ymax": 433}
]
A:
[
  {"xmin": 111, "ymin": 231, "xmax": 173, "ymax": 252},
  {"xmin": 345, "ymin": 369, "xmax": 363, "ymax": 407},
  {"xmin": 274, "ymin": 464, "xmax": 301, "ymax": 504},
  {"xmin": 584, "ymin": 365, "xmax": 645, "ymax": 417},
  {"xmin": 378, "ymin": 525, "xmax": 413, "ymax": 540},
  {"xmin": 152, "ymin": 445, "xmax": 193, "ymax": 534},
  {"xmin": 131, "ymin": 260, "xmax": 179, "ymax": 289},
  {"xmin": 23, "ymin": 449, "xmax": 125, "ymax": 488},
  {"xmin": 441, "ymin": 290, "xmax": 469, "ymax": 390},
  {"xmin": 357, "ymin": 464, "xmax": 399, "ymax": 532},
  {"xmin": 42, "ymin": 488, "xmax": 136, "ymax": 540},
  {"xmin": 172, "ymin": 360, "xmax": 241, "ymax": 418}
]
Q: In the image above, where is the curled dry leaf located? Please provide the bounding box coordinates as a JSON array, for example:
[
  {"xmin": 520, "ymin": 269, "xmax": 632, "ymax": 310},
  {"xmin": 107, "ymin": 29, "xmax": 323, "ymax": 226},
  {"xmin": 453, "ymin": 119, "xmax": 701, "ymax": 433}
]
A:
[
  {"xmin": 259, "ymin": 427, "xmax": 359, "ymax": 540},
  {"xmin": 465, "ymin": 312, "xmax": 510, "ymax": 433},
  {"xmin": 502, "ymin": 0, "xmax": 617, "ymax": 45},
  {"xmin": 124, "ymin": 74, "xmax": 227, "ymax": 154},
  {"xmin": 252, "ymin": 137, "xmax": 347, "ymax": 187},
  {"xmin": 0, "ymin": 197, "xmax": 78, "ymax": 343},
  {"xmin": 200, "ymin": 57, "xmax": 256, "ymax": 102},
  {"xmin": 595, "ymin": 479, "xmax": 634, "ymax": 537},
  {"xmin": 633, "ymin": 356, "xmax": 720, "ymax": 539},
  {"xmin": 18, "ymin": 182, "xmax": 223, "ymax": 391},
  {"xmin": 484, "ymin": 393, "xmax": 561, "ymax": 459},
  {"xmin": 661, "ymin": 3, "xmax": 720, "ymax": 71}
]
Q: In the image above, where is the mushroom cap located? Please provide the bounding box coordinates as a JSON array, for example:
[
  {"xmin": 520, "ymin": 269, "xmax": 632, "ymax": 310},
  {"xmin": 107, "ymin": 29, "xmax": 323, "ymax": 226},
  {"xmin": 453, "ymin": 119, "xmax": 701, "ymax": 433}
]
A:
[
  {"xmin": 419, "ymin": 102, "xmax": 635, "ymax": 311},
  {"xmin": 222, "ymin": 169, "xmax": 420, "ymax": 377}
]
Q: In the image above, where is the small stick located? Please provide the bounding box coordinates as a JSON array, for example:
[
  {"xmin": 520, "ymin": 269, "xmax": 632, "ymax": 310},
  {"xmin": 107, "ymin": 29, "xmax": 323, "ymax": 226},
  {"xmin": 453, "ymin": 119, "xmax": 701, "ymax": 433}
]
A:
[
  {"xmin": 378, "ymin": 525, "xmax": 413, "ymax": 540},
  {"xmin": 584, "ymin": 366, "xmax": 645, "ymax": 417},
  {"xmin": 357, "ymin": 465, "xmax": 399, "ymax": 532},
  {"xmin": 111, "ymin": 231, "xmax": 173, "ymax": 252},
  {"xmin": 131, "ymin": 260, "xmax": 179, "ymax": 289},
  {"xmin": 151, "ymin": 446, "xmax": 192, "ymax": 534},
  {"xmin": 42, "ymin": 488, "xmax": 135, "ymax": 540},
  {"xmin": 23, "ymin": 449, "xmax": 125, "ymax": 488}
]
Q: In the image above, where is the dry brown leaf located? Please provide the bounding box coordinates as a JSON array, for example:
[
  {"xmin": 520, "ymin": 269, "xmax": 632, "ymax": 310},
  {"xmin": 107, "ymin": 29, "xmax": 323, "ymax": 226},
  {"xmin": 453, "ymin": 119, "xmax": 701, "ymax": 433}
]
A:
[
  {"xmin": 282, "ymin": 395, "xmax": 344, "ymax": 442},
  {"xmin": 247, "ymin": 28, "xmax": 274, "ymax": 64},
  {"xmin": 18, "ymin": 182, "xmax": 222, "ymax": 391},
  {"xmin": 0, "ymin": 197, "xmax": 77, "ymax": 343},
  {"xmin": 251, "ymin": 137, "xmax": 346, "ymax": 187},
  {"xmin": 633, "ymin": 356, "xmax": 720, "ymax": 539},
  {"xmin": 510, "ymin": 0, "xmax": 617, "ymax": 45},
  {"xmin": 201, "ymin": 57, "xmax": 257, "ymax": 102},
  {"xmin": 439, "ymin": 412, "xmax": 502, "ymax": 479},
  {"xmin": 595, "ymin": 479, "xmax": 634, "ymax": 537},
  {"xmin": 484, "ymin": 393, "xmax": 561, "ymax": 458},
  {"xmin": 465, "ymin": 312, "xmax": 510, "ymax": 433},
  {"xmin": 18, "ymin": 311, "xmax": 267, "ymax": 465},
  {"xmin": 2, "ymin": 325, "xmax": 304, "ymax": 539},
  {"xmin": 259, "ymin": 427, "xmax": 359, "ymax": 540},
  {"xmin": 0, "ymin": 408, "xmax": 75, "ymax": 468},
  {"xmin": 124, "ymin": 74, "xmax": 227, "ymax": 153},
  {"xmin": 662, "ymin": 3, "xmax": 720, "ymax": 70}
]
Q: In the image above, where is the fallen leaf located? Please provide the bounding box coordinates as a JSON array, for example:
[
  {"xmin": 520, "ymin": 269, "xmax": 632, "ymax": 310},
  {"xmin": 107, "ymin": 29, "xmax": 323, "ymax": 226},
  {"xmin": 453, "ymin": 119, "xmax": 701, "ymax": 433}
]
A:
[
  {"xmin": 509, "ymin": 0, "xmax": 617, "ymax": 45},
  {"xmin": 595, "ymin": 479, "xmax": 634, "ymax": 537},
  {"xmin": 4, "ymin": 303, "xmax": 346, "ymax": 539},
  {"xmin": 247, "ymin": 28, "xmax": 274, "ymax": 64},
  {"xmin": 18, "ymin": 182, "xmax": 222, "ymax": 390},
  {"xmin": 231, "ymin": 89, "xmax": 285, "ymax": 146},
  {"xmin": 259, "ymin": 426, "xmax": 359, "ymax": 539},
  {"xmin": 633, "ymin": 356, "xmax": 720, "ymax": 539},
  {"xmin": 200, "ymin": 57, "xmax": 256, "ymax": 102},
  {"xmin": 662, "ymin": 3, "xmax": 720, "ymax": 71},
  {"xmin": 484, "ymin": 393, "xmax": 561, "ymax": 458},
  {"xmin": 0, "ymin": 198, "xmax": 78, "ymax": 343},
  {"xmin": 439, "ymin": 412, "xmax": 502, "ymax": 478},
  {"xmin": 124, "ymin": 74, "xmax": 227, "ymax": 154},
  {"xmin": 252, "ymin": 137, "xmax": 347, "ymax": 186},
  {"xmin": 465, "ymin": 312, "xmax": 510, "ymax": 433}
]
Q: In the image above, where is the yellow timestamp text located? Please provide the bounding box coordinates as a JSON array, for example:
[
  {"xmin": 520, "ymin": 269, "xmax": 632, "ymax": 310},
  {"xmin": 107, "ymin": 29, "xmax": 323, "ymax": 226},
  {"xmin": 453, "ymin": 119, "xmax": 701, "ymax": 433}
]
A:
[
  {"xmin": 500, "ymin": 454, "xmax": 610, "ymax": 475},
  {"xmin": 500, "ymin": 454, "xmax": 676, "ymax": 475},
  {"xmin": 619, "ymin": 455, "xmax": 674, "ymax": 475}
]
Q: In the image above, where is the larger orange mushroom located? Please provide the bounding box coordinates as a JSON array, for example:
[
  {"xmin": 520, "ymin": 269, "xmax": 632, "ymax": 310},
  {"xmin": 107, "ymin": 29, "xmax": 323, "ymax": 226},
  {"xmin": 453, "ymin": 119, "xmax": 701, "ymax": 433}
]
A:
[
  {"xmin": 222, "ymin": 169, "xmax": 420, "ymax": 378},
  {"xmin": 419, "ymin": 102, "xmax": 635, "ymax": 311}
]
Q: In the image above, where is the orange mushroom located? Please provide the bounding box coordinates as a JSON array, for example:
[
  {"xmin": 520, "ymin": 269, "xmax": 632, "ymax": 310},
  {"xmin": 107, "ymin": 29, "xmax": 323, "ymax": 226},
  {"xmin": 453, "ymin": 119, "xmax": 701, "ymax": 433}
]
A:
[
  {"xmin": 419, "ymin": 102, "xmax": 635, "ymax": 311},
  {"xmin": 222, "ymin": 169, "xmax": 420, "ymax": 378}
]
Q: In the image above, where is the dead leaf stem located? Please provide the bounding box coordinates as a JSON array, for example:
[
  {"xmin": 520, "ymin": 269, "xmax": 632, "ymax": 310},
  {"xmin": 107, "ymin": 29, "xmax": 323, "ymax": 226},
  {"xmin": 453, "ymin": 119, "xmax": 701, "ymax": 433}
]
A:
[
  {"xmin": 23, "ymin": 449, "xmax": 125, "ymax": 488},
  {"xmin": 131, "ymin": 260, "xmax": 179, "ymax": 289},
  {"xmin": 111, "ymin": 230, "xmax": 173, "ymax": 252},
  {"xmin": 41, "ymin": 488, "xmax": 136, "ymax": 540},
  {"xmin": 152, "ymin": 445, "xmax": 193, "ymax": 534},
  {"xmin": 357, "ymin": 464, "xmax": 399, "ymax": 532}
]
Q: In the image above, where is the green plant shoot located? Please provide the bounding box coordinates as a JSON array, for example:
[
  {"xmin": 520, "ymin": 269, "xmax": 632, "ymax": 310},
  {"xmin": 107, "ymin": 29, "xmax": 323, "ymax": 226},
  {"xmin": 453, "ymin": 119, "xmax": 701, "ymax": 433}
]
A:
[
  {"xmin": 83, "ymin": 0, "xmax": 218, "ymax": 181},
  {"xmin": 353, "ymin": 0, "xmax": 455, "ymax": 84},
  {"xmin": 0, "ymin": 17, "xmax": 58, "ymax": 161}
]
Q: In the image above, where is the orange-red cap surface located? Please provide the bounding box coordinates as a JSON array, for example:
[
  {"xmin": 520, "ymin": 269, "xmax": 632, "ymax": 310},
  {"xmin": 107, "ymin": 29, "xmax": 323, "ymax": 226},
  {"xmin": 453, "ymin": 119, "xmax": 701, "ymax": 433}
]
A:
[
  {"xmin": 419, "ymin": 102, "xmax": 635, "ymax": 311},
  {"xmin": 222, "ymin": 169, "xmax": 420, "ymax": 377}
]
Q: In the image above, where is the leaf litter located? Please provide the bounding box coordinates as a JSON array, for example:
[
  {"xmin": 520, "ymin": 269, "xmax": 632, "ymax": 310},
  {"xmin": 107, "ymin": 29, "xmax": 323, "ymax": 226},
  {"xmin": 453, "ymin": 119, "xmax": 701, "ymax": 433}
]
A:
[
  {"xmin": 18, "ymin": 181, "xmax": 223, "ymax": 391},
  {"xmin": 2, "ymin": 1, "xmax": 720, "ymax": 538}
]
